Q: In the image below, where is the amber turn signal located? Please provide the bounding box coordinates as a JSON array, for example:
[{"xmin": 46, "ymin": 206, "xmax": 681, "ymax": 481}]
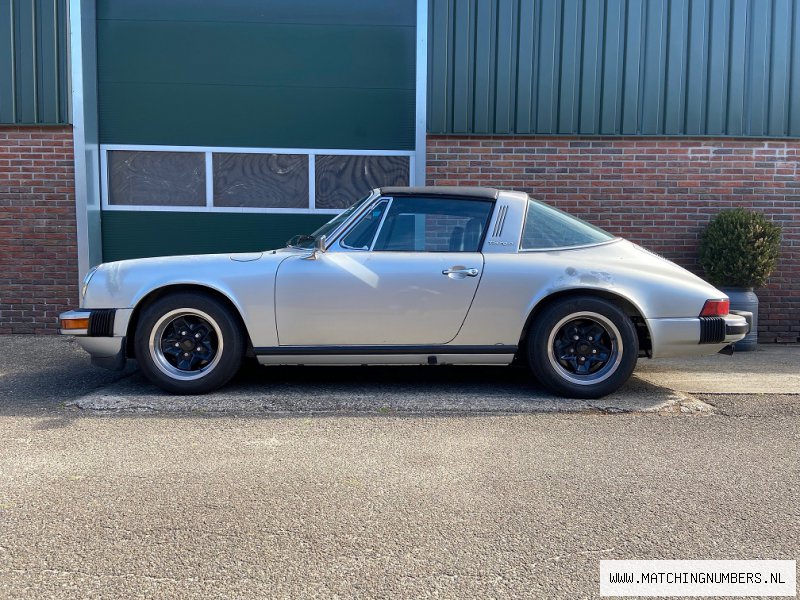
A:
[
  {"xmin": 60, "ymin": 317, "xmax": 90, "ymax": 330},
  {"xmin": 699, "ymin": 299, "xmax": 730, "ymax": 317}
]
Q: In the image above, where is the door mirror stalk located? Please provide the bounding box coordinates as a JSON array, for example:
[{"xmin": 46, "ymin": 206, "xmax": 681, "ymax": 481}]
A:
[{"xmin": 305, "ymin": 235, "xmax": 326, "ymax": 260}]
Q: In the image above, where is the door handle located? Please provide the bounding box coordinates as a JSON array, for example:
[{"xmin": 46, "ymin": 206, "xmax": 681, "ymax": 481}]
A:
[{"xmin": 442, "ymin": 267, "xmax": 480, "ymax": 278}]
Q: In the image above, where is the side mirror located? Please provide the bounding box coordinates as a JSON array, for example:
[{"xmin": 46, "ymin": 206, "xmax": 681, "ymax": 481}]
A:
[{"xmin": 305, "ymin": 235, "xmax": 326, "ymax": 260}]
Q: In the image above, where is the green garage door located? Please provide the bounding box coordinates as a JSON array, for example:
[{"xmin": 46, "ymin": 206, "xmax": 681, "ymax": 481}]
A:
[{"xmin": 96, "ymin": 0, "xmax": 419, "ymax": 261}]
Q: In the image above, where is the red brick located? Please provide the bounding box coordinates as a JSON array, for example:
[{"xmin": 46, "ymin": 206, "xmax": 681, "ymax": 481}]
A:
[{"xmin": 0, "ymin": 125, "xmax": 78, "ymax": 334}]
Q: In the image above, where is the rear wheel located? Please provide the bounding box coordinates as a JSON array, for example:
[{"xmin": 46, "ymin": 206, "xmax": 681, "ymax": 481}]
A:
[
  {"xmin": 527, "ymin": 296, "xmax": 638, "ymax": 398},
  {"xmin": 135, "ymin": 292, "xmax": 245, "ymax": 394}
]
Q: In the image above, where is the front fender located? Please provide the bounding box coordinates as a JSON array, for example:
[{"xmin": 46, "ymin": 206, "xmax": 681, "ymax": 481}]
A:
[{"xmin": 82, "ymin": 253, "xmax": 290, "ymax": 347}]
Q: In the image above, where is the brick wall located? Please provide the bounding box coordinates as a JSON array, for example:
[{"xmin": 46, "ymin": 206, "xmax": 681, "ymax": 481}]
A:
[
  {"xmin": 428, "ymin": 135, "xmax": 800, "ymax": 343},
  {"xmin": 0, "ymin": 125, "xmax": 78, "ymax": 334}
]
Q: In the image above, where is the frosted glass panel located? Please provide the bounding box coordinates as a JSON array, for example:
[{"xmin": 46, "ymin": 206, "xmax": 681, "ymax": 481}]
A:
[
  {"xmin": 315, "ymin": 155, "xmax": 409, "ymax": 209},
  {"xmin": 108, "ymin": 151, "xmax": 205, "ymax": 206},
  {"xmin": 213, "ymin": 153, "xmax": 308, "ymax": 208}
]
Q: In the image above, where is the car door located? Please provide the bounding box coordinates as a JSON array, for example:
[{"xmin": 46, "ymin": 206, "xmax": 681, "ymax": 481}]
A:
[{"xmin": 274, "ymin": 195, "xmax": 494, "ymax": 346}]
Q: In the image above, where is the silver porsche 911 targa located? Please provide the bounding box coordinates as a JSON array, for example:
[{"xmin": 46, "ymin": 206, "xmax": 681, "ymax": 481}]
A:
[{"xmin": 60, "ymin": 187, "xmax": 749, "ymax": 398}]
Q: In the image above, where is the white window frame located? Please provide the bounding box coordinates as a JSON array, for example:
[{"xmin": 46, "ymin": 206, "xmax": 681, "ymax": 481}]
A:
[{"xmin": 100, "ymin": 144, "xmax": 417, "ymax": 214}]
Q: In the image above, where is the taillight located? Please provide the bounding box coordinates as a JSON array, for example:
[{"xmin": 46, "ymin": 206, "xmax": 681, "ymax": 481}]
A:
[{"xmin": 700, "ymin": 299, "xmax": 730, "ymax": 317}]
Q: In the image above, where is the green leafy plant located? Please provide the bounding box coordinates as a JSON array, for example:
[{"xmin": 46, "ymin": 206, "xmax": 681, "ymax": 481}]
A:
[{"xmin": 699, "ymin": 208, "xmax": 782, "ymax": 288}]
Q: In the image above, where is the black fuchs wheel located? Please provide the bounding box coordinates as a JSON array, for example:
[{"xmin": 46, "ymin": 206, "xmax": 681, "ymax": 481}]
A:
[
  {"xmin": 527, "ymin": 296, "xmax": 638, "ymax": 399},
  {"xmin": 134, "ymin": 292, "xmax": 245, "ymax": 394}
]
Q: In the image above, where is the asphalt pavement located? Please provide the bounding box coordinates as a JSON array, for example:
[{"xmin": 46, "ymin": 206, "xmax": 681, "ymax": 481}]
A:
[{"xmin": 0, "ymin": 335, "xmax": 798, "ymax": 599}]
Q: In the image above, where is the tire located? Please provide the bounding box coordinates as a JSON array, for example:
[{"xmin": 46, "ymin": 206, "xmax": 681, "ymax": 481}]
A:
[
  {"xmin": 527, "ymin": 296, "xmax": 638, "ymax": 399},
  {"xmin": 134, "ymin": 292, "xmax": 245, "ymax": 394}
]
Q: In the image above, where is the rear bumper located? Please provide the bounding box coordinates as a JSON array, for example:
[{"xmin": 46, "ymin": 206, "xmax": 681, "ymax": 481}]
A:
[
  {"xmin": 59, "ymin": 308, "xmax": 133, "ymax": 371},
  {"xmin": 647, "ymin": 313, "xmax": 750, "ymax": 359},
  {"xmin": 725, "ymin": 310, "xmax": 753, "ymax": 341},
  {"xmin": 699, "ymin": 313, "xmax": 751, "ymax": 343}
]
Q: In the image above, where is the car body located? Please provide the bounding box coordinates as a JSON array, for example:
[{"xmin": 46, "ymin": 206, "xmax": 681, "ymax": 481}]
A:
[{"xmin": 59, "ymin": 187, "xmax": 748, "ymax": 398}]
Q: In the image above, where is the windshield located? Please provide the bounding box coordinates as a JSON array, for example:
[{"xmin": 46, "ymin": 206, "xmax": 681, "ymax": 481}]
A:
[
  {"xmin": 287, "ymin": 193, "xmax": 373, "ymax": 249},
  {"xmin": 521, "ymin": 199, "xmax": 615, "ymax": 250}
]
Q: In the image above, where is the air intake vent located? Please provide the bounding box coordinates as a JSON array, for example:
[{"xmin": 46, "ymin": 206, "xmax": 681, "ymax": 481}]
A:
[
  {"xmin": 492, "ymin": 205, "xmax": 509, "ymax": 237},
  {"xmin": 88, "ymin": 309, "xmax": 116, "ymax": 337}
]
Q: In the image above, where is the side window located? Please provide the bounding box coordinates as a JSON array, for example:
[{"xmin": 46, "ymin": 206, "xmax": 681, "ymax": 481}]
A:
[
  {"xmin": 521, "ymin": 199, "xmax": 615, "ymax": 250},
  {"xmin": 340, "ymin": 200, "xmax": 389, "ymax": 250},
  {"xmin": 372, "ymin": 197, "xmax": 493, "ymax": 252}
]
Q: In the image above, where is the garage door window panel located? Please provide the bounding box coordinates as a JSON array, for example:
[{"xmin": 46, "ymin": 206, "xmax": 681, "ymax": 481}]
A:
[
  {"xmin": 315, "ymin": 155, "xmax": 410, "ymax": 209},
  {"xmin": 213, "ymin": 153, "xmax": 308, "ymax": 208},
  {"xmin": 108, "ymin": 151, "xmax": 205, "ymax": 206}
]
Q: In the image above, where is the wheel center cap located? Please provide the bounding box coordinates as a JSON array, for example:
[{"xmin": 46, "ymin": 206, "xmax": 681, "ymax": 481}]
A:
[
  {"xmin": 180, "ymin": 339, "xmax": 195, "ymax": 352},
  {"xmin": 576, "ymin": 342, "xmax": 592, "ymax": 355}
]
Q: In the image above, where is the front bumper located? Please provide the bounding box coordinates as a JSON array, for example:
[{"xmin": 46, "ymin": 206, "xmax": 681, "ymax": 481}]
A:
[
  {"xmin": 59, "ymin": 309, "xmax": 118, "ymax": 336},
  {"xmin": 59, "ymin": 309, "xmax": 91, "ymax": 336},
  {"xmin": 59, "ymin": 308, "xmax": 133, "ymax": 371},
  {"xmin": 647, "ymin": 313, "xmax": 750, "ymax": 359}
]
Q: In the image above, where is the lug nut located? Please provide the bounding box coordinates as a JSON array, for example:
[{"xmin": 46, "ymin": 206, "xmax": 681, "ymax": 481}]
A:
[
  {"xmin": 579, "ymin": 357, "xmax": 586, "ymax": 362},
  {"xmin": 181, "ymin": 331, "xmax": 187, "ymax": 336},
  {"xmin": 573, "ymin": 335, "xmax": 579, "ymax": 341},
  {"xmin": 569, "ymin": 348, "xmax": 574, "ymax": 353},
  {"xmin": 174, "ymin": 343, "xmax": 179, "ymax": 347},
  {"xmin": 588, "ymin": 336, "xmax": 593, "ymax": 341},
  {"xmin": 592, "ymin": 349, "xmax": 597, "ymax": 354},
  {"xmin": 195, "ymin": 333, "xmax": 201, "ymax": 338},
  {"xmin": 184, "ymin": 352, "xmax": 190, "ymax": 357}
]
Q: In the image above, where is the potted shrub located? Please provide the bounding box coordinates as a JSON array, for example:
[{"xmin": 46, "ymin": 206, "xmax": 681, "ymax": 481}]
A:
[{"xmin": 698, "ymin": 208, "xmax": 782, "ymax": 350}]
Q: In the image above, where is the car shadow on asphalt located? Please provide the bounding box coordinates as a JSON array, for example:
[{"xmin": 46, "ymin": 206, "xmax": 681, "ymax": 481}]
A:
[
  {"xmin": 63, "ymin": 360, "xmax": 688, "ymax": 417},
  {"xmin": 0, "ymin": 336, "xmax": 688, "ymax": 423}
]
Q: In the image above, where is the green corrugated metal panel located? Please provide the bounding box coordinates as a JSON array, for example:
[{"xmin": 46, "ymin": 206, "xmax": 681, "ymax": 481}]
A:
[
  {"xmin": 101, "ymin": 212, "xmax": 332, "ymax": 262},
  {"xmin": 428, "ymin": 0, "xmax": 800, "ymax": 136},
  {"xmin": 0, "ymin": 0, "xmax": 69, "ymax": 124},
  {"xmin": 97, "ymin": 0, "xmax": 416, "ymax": 149}
]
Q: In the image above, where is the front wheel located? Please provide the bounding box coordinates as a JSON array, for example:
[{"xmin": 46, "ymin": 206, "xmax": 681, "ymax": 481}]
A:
[
  {"xmin": 134, "ymin": 292, "xmax": 245, "ymax": 394},
  {"xmin": 527, "ymin": 296, "xmax": 638, "ymax": 399}
]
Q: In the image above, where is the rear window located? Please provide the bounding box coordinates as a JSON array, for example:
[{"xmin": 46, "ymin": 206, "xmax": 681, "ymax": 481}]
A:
[{"xmin": 521, "ymin": 199, "xmax": 615, "ymax": 250}]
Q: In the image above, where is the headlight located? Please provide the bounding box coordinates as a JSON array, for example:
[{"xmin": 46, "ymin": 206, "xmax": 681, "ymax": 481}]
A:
[{"xmin": 81, "ymin": 266, "xmax": 99, "ymax": 298}]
